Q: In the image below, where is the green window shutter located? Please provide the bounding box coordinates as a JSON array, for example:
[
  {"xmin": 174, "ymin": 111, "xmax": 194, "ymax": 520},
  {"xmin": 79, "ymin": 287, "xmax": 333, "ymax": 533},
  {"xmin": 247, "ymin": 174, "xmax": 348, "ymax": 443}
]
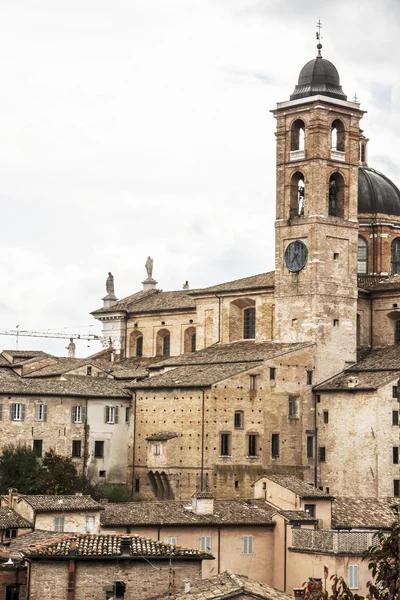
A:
[
  {"xmin": 81, "ymin": 406, "xmax": 86, "ymax": 423},
  {"xmin": 105, "ymin": 406, "xmax": 108, "ymax": 423},
  {"xmin": 43, "ymin": 405, "xmax": 48, "ymax": 422},
  {"xmin": 21, "ymin": 404, "xmax": 26, "ymax": 421},
  {"xmin": 10, "ymin": 404, "xmax": 14, "ymax": 420},
  {"xmin": 114, "ymin": 406, "xmax": 119, "ymax": 424},
  {"xmin": 71, "ymin": 406, "xmax": 75, "ymax": 423}
]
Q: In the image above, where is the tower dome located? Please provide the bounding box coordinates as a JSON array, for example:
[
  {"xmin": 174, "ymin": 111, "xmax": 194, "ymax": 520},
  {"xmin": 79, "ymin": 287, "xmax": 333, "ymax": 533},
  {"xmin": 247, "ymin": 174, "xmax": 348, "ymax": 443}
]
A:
[
  {"xmin": 290, "ymin": 48, "xmax": 347, "ymax": 101},
  {"xmin": 358, "ymin": 167, "xmax": 400, "ymax": 216}
]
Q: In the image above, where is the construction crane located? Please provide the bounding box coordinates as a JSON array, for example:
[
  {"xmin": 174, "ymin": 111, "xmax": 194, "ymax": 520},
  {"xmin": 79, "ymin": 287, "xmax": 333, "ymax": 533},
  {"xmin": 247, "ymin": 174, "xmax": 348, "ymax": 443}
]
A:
[{"xmin": 0, "ymin": 328, "xmax": 101, "ymax": 351}]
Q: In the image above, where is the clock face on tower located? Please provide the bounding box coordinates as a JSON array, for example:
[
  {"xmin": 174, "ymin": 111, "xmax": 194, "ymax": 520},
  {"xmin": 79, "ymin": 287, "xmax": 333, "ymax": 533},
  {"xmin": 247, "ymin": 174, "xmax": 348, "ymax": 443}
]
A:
[{"xmin": 284, "ymin": 240, "xmax": 308, "ymax": 272}]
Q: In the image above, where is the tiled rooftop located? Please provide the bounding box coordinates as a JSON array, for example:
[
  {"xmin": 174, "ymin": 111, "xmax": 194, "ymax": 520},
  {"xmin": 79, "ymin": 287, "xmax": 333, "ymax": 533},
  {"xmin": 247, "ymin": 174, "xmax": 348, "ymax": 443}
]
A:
[
  {"xmin": 7, "ymin": 530, "xmax": 69, "ymax": 559},
  {"xmin": 17, "ymin": 494, "xmax": 103, "ymax": 512},
  {"xmin": 266, "ymin": 476, "xmax": 333, "ymax": 499},
  {"xmin": 191, "ymin": 272, "xmax": 274, "ymax": 295},
  {"xmin": 148, "ymin": 340, "xmax": 312, "ymax": 369},
  {"xmin": 22, "ymin": 533, "xmax": 211, "ymax": 559},
  {"xmin": 92, "ymin": 289, "xmax": 197, "ymax": 316},
  {"xmin": 0, "ymin": 507, "xmax": 32, "ymax": 529},
  {"xmin": 161, "ymin": 571, "xmax": 292, "ymax": 600},
  {"xmin": 332, "ymin": 497, "xmax": 398, "ymax": 530},
  {"xmin": 0, "ymin": 375, "xmax": 130, "ymax": 398},
  {"xmin": 145, "ymin": 431, "xmax": 179, "ymax": 441},
  {"xmin": 129, "ymin": 361, "xmax": 263, "ymax": 389},
  {"xmin": 101, "ymin": 499, "xmax": 275, "ymax": 527},
  {"xmin": 279, "ymin": 510, "xmax": 317, "ymax": 522}
]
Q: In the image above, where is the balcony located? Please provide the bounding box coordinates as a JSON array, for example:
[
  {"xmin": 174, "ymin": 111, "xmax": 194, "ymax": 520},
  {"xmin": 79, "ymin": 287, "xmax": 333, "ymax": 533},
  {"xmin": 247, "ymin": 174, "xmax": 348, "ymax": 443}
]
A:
[
  {"xmin": 331, "ymin": 150, "xmax": 345, "ymax": 162},
  {"xmin": 291, "ymin": 529, "xmax": 383, "ymax": 554},
  {"xmin": 290, "ymin": 149, "xmax": 305, "ymax": 161}
]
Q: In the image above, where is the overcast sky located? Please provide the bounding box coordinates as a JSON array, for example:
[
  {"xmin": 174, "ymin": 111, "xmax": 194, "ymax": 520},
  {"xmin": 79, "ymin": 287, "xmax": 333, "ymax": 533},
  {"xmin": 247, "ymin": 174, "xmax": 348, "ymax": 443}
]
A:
[{"xmin": 0, "ymin": 0, "xmax": 399, "ymax": 357}]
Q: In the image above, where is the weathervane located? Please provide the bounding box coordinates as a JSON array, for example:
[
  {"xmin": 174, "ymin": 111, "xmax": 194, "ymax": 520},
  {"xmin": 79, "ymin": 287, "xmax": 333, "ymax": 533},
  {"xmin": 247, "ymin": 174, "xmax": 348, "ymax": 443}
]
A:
[{"xmin": 316, "ymin": 19, "xmax": 323, "ymax": 56}]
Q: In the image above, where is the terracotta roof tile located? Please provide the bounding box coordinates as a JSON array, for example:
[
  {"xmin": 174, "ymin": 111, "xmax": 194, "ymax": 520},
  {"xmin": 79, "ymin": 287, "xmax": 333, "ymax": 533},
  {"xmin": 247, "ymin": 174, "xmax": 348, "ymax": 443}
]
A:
[
  {"xmin": 332, "ymin": 497, "xmax": 398, "ymax": 529},
  {"xmin": 7, "ymin": 530, "xmax": 68, "ymax": 559},
  {"xmin": 160, "ymin": 571, "xmax": 292, "ymax": 600},
  {"xmin": 191, "ymin": 272, "xmax": 274, "ymax": 295},
  {"xmin": 101, "ymin": 499, "xmax": 275, "ymax": 527},
  {"xmin": 266, "ymin": 476, "xmax": 333, "ymax": 499},
  {"xmin": 0, "ymin": 508, "xmax": 32, "ymax": 529},
  {"xmin": 18, "ymin": 495, "xmax": 103, "ymax": 512},
  {"xmin": 22, "ymin": 533, "xmax": 211, "ymax": 559},
  {"xmin": 92, "ymin": 289, "xmax": 197, "ymax": 316},
  {"xmin": 0, "ymin": 376, "xmax": 130, "ymax": 398},
  {"xmin": 279, "ymin": 510, "xmax": 317, "ymax": 522}
]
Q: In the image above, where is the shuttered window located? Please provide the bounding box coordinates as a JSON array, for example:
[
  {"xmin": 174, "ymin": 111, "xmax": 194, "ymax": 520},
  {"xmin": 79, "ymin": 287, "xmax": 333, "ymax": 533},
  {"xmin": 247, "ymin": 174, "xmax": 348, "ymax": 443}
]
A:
[
  {"xmin": 71, "ymin": 406, "xmax": 86, "ymax": 423},
  {"xmin": 200, "ymin": 536, "xmax": 211, "ymax": 552},
  {"xmin": 105, "ymin": 406, "xmax": 119, "ymax": 424},
  {"xmin": 242, "ymin": 536, "xmax": 254, "ymax": 555},
  {"xmin": 35, "ymin": 404, "xmax": 47, "ymax": 421},
  {"xmin": 10, "ymin": 403, "xmax": 25, "ymax": 421},
  {"xmin": 348, "ymin": 565, "xmax": 359, "ymax": 589}
]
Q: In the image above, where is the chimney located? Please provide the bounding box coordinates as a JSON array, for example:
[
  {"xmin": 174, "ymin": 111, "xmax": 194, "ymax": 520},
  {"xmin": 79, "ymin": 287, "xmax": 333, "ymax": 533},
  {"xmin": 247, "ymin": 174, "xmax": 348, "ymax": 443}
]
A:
[
  {"xmin": 8, "ymin": 488, "xmax": 17, "ymax": 507},
  {"xmin": 293, "ymin": 589, "xmax": 304, "ymax": 600},
  {"xmin": 120, "ymin": 535, "xmax": 131, "ymax": 557},
  {"xmin": 191, "ymin": 492, "xmax": 214, "ymax": 515}
]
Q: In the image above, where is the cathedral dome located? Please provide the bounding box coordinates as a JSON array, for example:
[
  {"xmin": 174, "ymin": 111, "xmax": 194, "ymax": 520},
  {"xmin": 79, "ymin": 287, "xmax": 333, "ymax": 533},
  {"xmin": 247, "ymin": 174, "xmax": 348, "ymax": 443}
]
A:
[
  {"xmin": 358, "ymin": 167, "xmax": 400, "ymax": 217},
  {"xmin": 290, "ymin": 53, "xmax": 347, "ymax": 101}
]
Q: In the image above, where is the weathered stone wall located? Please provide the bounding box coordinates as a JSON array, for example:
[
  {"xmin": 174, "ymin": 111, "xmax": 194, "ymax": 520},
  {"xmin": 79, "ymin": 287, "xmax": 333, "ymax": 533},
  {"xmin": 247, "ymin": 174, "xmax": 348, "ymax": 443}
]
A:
[
  {"xmin": 129, "ymin": 345, "xmax": 316, "ymax": 500},
  {"xmin": 317, "ymin": 380, "xmax": 400, "ymax": 496},
  {"xmin": 35, "ymin": 511, "xmax": 101, "ymax": 534}
]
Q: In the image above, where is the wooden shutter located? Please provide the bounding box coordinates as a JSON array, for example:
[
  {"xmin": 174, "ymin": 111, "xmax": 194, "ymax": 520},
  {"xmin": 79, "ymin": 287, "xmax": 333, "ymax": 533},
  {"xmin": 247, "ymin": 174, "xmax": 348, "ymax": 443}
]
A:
[
  {"xmin": 43, "ymin": 405, "xmax": 48, "ymax": 422},
  {"xmin": 81, "ymin": 406, "xmax": 86, "ymax": 423},
  {"xmin": 21, "ymin": 404, "xmax": 26, "ymax": 421},
  {"xmin": 114, "ymin": 406, "xmax": 119, "ymax": 424},
  {"xmin": 71, "ymin": 406, "xmax": 75, "ymax": 422},
  {"xmin": 10, "ymin": 404, "xmax": 15, "ymax": 420},
  {"xmin": 105, "ymin": 406, "xmax": 109, "ymax": 423}
]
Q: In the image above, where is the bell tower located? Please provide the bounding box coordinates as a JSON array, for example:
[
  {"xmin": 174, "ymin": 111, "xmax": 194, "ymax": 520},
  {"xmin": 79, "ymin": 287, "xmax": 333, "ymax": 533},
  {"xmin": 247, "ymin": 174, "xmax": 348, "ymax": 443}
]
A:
[{"xmin": 272, "ymin": 39, "xmax": 365, "ymax": 381}]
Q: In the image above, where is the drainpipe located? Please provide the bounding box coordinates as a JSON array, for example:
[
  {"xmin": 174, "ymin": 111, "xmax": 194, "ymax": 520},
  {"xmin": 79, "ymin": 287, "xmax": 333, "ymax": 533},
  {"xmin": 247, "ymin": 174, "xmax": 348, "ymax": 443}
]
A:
[
  {"xmin": 313, "ymin": 391, "xmax": 318, "ymax": 488},
  {"xmin": 369, "ymin": 294, "xmax": 373, "ymax": 350},
  {"xmin": 284, "ymin": 520, "xmax": 288, "ymax": 592},
  {"xmin": 131, "ymin": 391, "xmax": 137, "ymax": 498},
  {"xmin": 24, "ymin": 558, "xmax": 32, "ymax": 600},
  {"xmin": 83, "ymin": 398, "xmax": 89, "ymax": 479},
  {"xmin": 200, "ymin": 389, "xmax": 205, "ymax": 492},
  {"xmin": 217, "ymin": 527, "xmax": 221, "ymax": 573}
]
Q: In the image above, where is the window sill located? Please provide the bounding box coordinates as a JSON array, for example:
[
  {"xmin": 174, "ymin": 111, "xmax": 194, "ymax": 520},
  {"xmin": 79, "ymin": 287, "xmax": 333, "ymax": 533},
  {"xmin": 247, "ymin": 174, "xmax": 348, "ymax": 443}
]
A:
[
  {"xmin": 218, "ymin": 455, "xmax": 232, "ymax": 459},
  {"xmin": 246, "ymin": 456, "xmax": 260, "ymax": 460}
]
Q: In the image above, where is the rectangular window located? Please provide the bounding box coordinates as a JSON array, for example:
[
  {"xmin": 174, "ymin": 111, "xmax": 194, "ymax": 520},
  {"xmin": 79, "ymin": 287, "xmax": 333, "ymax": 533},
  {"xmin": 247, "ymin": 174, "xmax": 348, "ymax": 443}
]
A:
[
  {"xmin": 234, "ymin": 411, "xmax": 243, "ymax": 429},
  {"xmin": 307, "ymin": 370, "xmax": 313, "ymax": 385},
  {"xmin": 220, "ymin": 433, "xmax": 230, "ymax": 456},
  {"xmin": 249, "ymin": 374, "xmax": 257, "ymax": 391},
  {"xmin": 54, "ymin": 517, "xmax": 64, "ymax": 532},
  {"xmin": 393, "ymin": 386, "xmax": 398, "ymax": 399},
  {"xmin": 248, "ymin": 434, "xmax": 257, "ymax": 457},
  {"xmin": 200, "ymin": 536, "xmax": 211, "ymax": 552},
  {"xmin": 4, "ymin": 528, "xmax": 17, "ymax": 539},
  {"xmin": 271, "ymin": 434, "xmax": 279, "ymax": 458},
  {"xmin": 87, "ymin": 366, "xmax": 92, "ymax": 376},
  {"xmin": 319, "ymin": 447, "xmax": 326, "ymax": 462},
  {"xmin": 166, "ymin": 536, "xmax": 177, "ymax": 545},
  {"xmin": 307, "ymin": 436, "xmax": 314, "ymax": 459},
  {"xmin": 269, "ymin": 367, "xmax": 276, "ymax": 381},
  {"xmin": 135, "ymin": 478, "xmax": 140, "ymax": 493},
  {"xmin": 99, "ymin": 470, "xmax": 106, "ymax": 477},
  {"xmin": 348, "ymin": 565, "xmax": 359, "ymax": 590},
  {"xmin": 242, "ymin": 535, "xmax": 254, "ymax": 555},
  {"xmin": 191, "ymin": 333, "xmax": 196, "ymax": 353},
  {"xmin": 153, "ymin": 443, "xmax": 161, "ymax": 456},
  {"xmin": 316, "ymin": 394, "xmax": 321, "ymax": 403},
  {"xmin": 105, "ymin": 405, "xmax": 118, "ymax": 424},
  {"xmin": 125, "ymin": 407, "xmax": 130, "ymax": 424},
  {"xmin": 323, "ymin": 410, "xmax": 329, "ymax": 424},
  {"xmin": 393, "ymin": 447, "xmax": 399, "ymax": 464},
  {"xmin": 394, "ymin": 480, "xmax": 400, "ymax": 497},
  {"xmin": 288, "ymin": 397, "xmax": 298, "ymax": 418},
  {"xmin": 94, "ymin": 441, "xmax": 104, "ymax": 458},
  {"xmin": 72, "ymin": 405, "xmax": 86, "ymax": 423},
  {"xmin": 243, "ymin": 307, "xmax": 256, "ymax": 339},
  {"xmin": 33, "ymin": 439, "xmax": 43, "ymax": 458},
  {"xmin": 10, "ymin": 403, "xmax": 25, "ymax": 421},
  {"xmin": 72, "ymin": 440, "xmax": 82, "ymax": 458},
  {"xmin": 304, "ymin": 504, "xmax": 316, "ymax": 517},
  {"xmin": 86, "ymin": 517, "xmax": 95, "ymax": 533},
  {"xmin": 393, "ymin": 410, "xmax": 399, "ymax": 426},
  {"xmin": 35, "ymin": 404, "xmax": 47, "ymax": 421}
]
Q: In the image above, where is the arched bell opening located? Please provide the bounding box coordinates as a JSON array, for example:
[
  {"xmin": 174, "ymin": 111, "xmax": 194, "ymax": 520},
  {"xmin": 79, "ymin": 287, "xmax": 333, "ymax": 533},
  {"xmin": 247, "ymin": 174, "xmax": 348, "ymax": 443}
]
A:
[
  {"xmin": 328, "ymin": 172, "xmax": 345, "ymax": 217},
  {"xmin": 290, "ymin": 172, "xmax": 305, "ymax": 218}
]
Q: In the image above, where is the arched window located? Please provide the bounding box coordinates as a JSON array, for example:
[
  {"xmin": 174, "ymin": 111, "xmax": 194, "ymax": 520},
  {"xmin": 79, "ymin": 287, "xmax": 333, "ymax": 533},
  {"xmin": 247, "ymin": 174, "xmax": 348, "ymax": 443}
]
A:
[
  {"xmin": 243, "ymin": 307, "xmax": 256, "ymax": 339},
  {"xmin": 290, "ymin": 172, "xmax": 305, "ymax": 218},
  {"xmin": 331, "ymin": 119, "xmax": 345, "ymax": 153},
  {"xmin": 156, "ymin": 329, "xmax": 171, "ymax": 356},
  {"xmin": 328, "ymin": 172, "xmax": 345, "ymax": 218},
  {"xmin": 395, "ymin": 320, "xmax": 400, "ymax": 344},
  {"xmin": 357, "ymin": 237, "xmax": 368, "ymax": 274},
  {"xmin": 290, "ymin": 119, "xmax": 305, "ymax": 158},
  {"xmin": 129, "ymin": 330, "xmax": 144, "ymax": 357},
  {"xmin": 391, "ymin": 238, "xmax": 400, "ymax": 275},
  {"xmin": 184, "ymin": 326, "xmax": 196, "ymax": 353},
  {"xmin": 136, "ymin": 336, "xmax": 143, "ymax": 357}
]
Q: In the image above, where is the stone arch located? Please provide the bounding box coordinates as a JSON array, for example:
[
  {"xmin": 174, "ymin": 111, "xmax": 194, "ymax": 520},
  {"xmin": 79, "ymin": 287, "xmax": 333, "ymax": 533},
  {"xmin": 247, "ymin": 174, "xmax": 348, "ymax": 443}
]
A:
[
  {"xmin": 229, "ymin": 298, "xmax": 256, "ymax": 342},
  {"xmin": 328, "ymin": 172, "xmax": 345, "ymax": 217},
  {"xmin": 357, "ymin": 236, "xmax": 368, "ymax": 274},
  {"xmin": 156, "ymin": 328, "xmax": 171, "ymax": 356},
  {"xmin": 290, "ymin": 119, "xmax": 305, "ymax": 151},
  {"xmin": 129, "ymin": 330, "xmax": 144, "ymax": 357},
  {"xmin": 391, "ymin": 238, "xmax": 400, "ymax": 275},
  {"xmin": 184, "ymin": 326, "xmax": 196, "ymax": 353},
  {"xmin": 331, "ymin": 119, "xmax": 345, "ymax": 152},
  {"xmin": 290, "ymin": 171, "xmax": 305, "ymax": 218}
]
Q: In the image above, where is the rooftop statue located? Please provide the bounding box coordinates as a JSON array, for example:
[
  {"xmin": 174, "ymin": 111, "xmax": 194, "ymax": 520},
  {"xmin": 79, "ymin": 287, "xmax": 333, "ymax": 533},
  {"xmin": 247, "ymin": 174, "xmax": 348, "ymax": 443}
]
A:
[
  {"xmin": 145, "ymin": 256, "xmax": 154, "ymax": 279},
  {"xmin": 106, "ymin": 272, "xmax": 115, "ymax": 296}
]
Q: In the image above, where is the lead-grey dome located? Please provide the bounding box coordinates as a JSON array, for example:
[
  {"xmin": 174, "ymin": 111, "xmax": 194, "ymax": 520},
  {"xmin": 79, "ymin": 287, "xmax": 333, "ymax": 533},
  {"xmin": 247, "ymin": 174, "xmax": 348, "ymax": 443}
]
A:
[
  {"xmin": 358, "ymin": 167, "xmax": 400, "ymax": 216},
  {"xmin": 290, "ymin": 55, "xmax": 347, "ymax": 101}
]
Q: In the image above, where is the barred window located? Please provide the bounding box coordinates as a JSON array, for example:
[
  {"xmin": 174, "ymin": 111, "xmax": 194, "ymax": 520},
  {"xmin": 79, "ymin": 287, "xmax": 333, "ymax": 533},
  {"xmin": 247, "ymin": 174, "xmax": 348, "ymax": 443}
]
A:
[
  {"xmin": 391, "ymin": 238, "xmax": 400, "ymax": 275},
  {"xmin": 243, "ymin": 307, "xmax": 256, "ymax": 339},
  {"xmin": 357, "ymin": 237, "xmax": 368, "ymax": 274},
  {"xmin": 136, "ymin": 336, "xmax": 143, "ymax": 357},
  {"xmin": 163, "ymin": 334, "xmax": 170, "ymax": 356}
]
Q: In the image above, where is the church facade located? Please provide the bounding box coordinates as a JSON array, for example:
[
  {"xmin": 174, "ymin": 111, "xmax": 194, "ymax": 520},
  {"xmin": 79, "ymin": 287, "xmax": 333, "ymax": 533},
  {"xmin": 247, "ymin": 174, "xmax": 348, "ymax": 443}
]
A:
[{"xmin": 91, "ymin": 43, "xmax": 400, "ymax": 501}]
